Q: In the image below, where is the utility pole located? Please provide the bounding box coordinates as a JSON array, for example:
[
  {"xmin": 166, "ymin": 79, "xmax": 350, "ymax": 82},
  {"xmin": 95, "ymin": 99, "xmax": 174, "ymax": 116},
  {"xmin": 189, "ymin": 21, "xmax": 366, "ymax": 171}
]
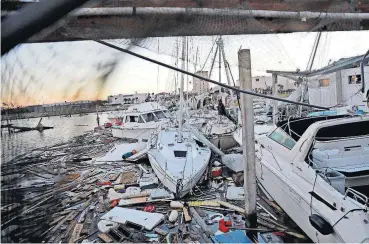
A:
[
  {"xmin": 272, "ymin": 73, "xmax": 278, "ymax": 124},
  {"xmin": 238, "ymin": 49, "xmax": 257, "ymax": 229}
]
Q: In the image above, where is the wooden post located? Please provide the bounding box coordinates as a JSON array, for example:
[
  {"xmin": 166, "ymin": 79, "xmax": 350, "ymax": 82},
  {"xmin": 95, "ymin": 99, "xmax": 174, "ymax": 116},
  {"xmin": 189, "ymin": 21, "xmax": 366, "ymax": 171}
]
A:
[
  {"xmin": 238, "ymin": 49, "xmax": 257, "ymax": 228},
  {"xmin": 272, "ymin": 73, "xmax": 278, "ymax": 124}
]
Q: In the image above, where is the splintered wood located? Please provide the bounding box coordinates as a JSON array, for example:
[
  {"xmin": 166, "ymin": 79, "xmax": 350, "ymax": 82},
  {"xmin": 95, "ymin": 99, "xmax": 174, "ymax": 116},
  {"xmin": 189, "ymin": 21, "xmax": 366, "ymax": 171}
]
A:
[
  {"xmin": 58, "ymin": 173, "xmax": 81, "ymax": 185},
  {"xmin": 69, "ymin": 223, "xmax": 84, "ymax": 243}
]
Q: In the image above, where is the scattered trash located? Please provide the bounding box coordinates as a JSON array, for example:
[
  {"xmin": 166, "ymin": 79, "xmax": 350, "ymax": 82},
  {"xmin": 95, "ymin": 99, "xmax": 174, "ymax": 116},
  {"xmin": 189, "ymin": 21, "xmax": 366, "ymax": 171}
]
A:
[
  {"xmin": 101, "ymin": 207, "xmax": 165, "ymax": 230},
  {"xmin": 1, "ymin": 127, "xmax": 307, "ymax": 243},
  {"xmin": 169, "ymin": 210, "xmax": 179, "ymax": 222},
  {"xmin": 226, "ymin": 186, "xmax": 245, "ymax": 200}
]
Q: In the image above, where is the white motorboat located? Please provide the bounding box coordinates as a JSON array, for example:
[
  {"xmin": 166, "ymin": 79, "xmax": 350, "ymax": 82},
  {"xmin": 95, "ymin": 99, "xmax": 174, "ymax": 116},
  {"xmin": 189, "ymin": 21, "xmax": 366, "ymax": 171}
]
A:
[
  {"xmin": 253, "ymin": 115, "xmax": 369, "ymax": 242},
  {"xmin": 147, "ymin": 128, "xmax": 211, "ymax": 198},
  {"xmin": 110, "ymin": 102, "xmax": 169, "ymax": 142}
]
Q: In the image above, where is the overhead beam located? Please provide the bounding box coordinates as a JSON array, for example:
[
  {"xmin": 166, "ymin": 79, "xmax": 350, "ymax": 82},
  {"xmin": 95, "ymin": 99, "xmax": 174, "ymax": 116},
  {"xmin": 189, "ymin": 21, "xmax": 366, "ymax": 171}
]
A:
[
  {"xmin": 20, "ymin": 7, "xmax": 367, "ymax": 42},
  {"xmin": 1, "ymin": 0, "xmax": 357, "ymax": 12}
]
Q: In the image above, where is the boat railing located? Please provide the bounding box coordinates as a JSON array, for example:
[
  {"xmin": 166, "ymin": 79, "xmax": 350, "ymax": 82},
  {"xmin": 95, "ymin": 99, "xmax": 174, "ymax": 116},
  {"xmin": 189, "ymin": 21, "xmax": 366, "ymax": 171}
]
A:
[{"xmin": 344, "ymin": 188, "xmax": 368, "ymax": 210}]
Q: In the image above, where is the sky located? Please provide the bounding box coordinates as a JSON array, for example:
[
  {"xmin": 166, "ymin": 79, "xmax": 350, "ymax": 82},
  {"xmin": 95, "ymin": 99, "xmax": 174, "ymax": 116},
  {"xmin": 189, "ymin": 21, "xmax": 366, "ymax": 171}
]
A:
[{"xmin": 1, "ymin": 31, "xmax": 369, "ymax": 107}]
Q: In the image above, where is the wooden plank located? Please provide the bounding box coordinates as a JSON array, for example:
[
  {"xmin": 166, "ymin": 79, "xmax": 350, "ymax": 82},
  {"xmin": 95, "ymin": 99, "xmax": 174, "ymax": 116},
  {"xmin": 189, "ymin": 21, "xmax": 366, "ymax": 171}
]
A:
[
  {"xmin": 189, "ymin": 207, "xmax": 213, "ymax": 243},
  {"xmin": 182, "ymin": 207, "xmax": 191, "ymax": 222},
  {"xmin": 69, "ymin": 223, "xmax": 84, "ymax": 243},
  {"xmin": 98, "ymin": 233, "xmax": 113, "ymax": 243}
]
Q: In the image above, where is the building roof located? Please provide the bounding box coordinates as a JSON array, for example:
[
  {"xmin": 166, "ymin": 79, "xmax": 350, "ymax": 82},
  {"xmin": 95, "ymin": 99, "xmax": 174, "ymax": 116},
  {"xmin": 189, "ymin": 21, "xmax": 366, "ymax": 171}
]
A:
[{"xmin": 267, "ymin": 52, "xmax": 369, "ymax": 78}]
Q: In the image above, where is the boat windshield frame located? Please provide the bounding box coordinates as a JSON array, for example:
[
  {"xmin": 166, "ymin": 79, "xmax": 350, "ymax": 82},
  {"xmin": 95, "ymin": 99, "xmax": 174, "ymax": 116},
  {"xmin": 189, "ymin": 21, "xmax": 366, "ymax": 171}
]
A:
[{"xmin": 268, "ymin": 127, "xmax": 297, "ymax": 150}]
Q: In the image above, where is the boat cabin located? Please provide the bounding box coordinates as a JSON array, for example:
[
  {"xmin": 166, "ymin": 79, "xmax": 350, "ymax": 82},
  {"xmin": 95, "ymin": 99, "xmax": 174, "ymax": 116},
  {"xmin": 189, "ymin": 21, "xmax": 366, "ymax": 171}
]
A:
[
  {"xmin": 271, "ymin": 115, "xmax": 369, "ymax": 198},
  {"xmin": 121, "ymin": 110, "xmax": 167, "ymax": 124}
]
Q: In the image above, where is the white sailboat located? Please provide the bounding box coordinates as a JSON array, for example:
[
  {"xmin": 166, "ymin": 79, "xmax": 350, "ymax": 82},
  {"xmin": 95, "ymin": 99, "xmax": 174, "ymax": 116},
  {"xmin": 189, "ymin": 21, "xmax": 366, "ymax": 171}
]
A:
[
  {"xmin": 148, "ymin": 37, "xmax": 211, "ymax": 198},
  {"xmin": 252, "ymin": 115, "xmax": 369, "ymax": 242}
]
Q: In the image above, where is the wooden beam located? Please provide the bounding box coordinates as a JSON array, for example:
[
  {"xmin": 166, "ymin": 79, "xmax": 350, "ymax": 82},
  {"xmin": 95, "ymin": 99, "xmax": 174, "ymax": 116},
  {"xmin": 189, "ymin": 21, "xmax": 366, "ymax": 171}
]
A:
[
  {"xmin": 2, "ymin": 0, "xmax": 353, "ymax": 12},
  {"xmin": 27, "ymin": 14, "xmax": 367, "ymax": 43}
]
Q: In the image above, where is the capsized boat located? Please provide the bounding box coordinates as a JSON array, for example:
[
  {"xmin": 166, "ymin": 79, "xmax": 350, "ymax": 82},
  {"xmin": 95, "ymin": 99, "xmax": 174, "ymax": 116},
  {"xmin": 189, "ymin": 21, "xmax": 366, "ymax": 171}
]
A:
[
  {"xmin": 110, "ymin": 102, "xmax": 169, "ymax": 142},
  {"xmin": 148, "ymin": 128, "xmax": 211, "ymax": 198},
  {"xmin": 254, "ymin": 115, "xmax": 369, "ymax": 242}
]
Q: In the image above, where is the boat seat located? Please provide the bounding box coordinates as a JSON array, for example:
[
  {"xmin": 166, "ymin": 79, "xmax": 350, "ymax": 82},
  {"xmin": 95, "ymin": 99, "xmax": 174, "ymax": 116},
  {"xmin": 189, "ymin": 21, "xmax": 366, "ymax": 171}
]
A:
[{"xmin": 311, "ymin": 138, "xmax": 369, "ymax": 173}]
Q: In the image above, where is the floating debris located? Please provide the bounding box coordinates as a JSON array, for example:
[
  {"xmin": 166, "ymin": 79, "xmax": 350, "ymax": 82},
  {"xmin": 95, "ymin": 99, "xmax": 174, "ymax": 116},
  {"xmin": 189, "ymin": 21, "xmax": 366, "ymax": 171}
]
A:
[{"xmin": 1, "ymin": 127, "xmax": 307, "ymax": 243}]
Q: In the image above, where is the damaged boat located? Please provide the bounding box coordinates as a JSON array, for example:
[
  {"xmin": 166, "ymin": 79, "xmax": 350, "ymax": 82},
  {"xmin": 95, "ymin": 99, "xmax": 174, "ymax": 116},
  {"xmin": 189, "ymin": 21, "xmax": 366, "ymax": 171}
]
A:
[
  {"xmin": 255, "ymin": 115, "xmax": 369, "ymax": 242},
  {"xmin": 110, "ymin": 102, "xmax": 169, "ymax": 142}
]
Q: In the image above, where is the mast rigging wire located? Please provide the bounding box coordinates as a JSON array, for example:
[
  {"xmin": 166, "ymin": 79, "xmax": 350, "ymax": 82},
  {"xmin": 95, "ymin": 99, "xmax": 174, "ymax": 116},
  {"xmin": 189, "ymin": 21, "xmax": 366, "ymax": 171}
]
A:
[{"xmin": 95, "ymin": 40, "xmax": 329, "ymax": 110}]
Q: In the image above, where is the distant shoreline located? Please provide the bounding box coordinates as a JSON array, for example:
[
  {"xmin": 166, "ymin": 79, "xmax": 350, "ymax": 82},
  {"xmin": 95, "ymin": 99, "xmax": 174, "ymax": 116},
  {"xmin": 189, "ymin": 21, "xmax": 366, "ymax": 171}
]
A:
[{"xmin": 1, "ymin": 106, "xmax": 121, "ymax": 121}]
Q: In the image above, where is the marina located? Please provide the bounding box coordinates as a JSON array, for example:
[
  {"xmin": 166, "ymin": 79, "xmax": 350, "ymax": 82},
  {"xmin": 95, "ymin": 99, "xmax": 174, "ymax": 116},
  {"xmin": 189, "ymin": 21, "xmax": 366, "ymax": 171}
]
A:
[{"xmin": 2, "ymin": 1, "xmax": 369, "ymax": 243}]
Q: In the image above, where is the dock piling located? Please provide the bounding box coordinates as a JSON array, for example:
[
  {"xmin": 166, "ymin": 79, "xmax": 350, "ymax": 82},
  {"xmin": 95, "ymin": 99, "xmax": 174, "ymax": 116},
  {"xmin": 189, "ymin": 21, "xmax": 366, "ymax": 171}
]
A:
[{"xmin": 238, "ymin": 49, "xmax": 257, "ymax": 228}]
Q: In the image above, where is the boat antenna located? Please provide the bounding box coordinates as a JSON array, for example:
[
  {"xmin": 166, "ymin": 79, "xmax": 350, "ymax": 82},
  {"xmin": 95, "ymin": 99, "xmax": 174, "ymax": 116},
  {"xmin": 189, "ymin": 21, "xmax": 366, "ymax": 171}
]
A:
[{"xmin": 178, "ymin": 36, "xmax": 186, "ymax": 142}]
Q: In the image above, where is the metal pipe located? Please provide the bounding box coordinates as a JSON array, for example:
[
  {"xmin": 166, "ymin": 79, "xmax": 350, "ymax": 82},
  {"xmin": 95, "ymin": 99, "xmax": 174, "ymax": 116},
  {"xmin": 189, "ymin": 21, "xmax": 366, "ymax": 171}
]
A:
[
  {"xmin": 74, "ymin": 7, "xmax": 369, "ymax": 20},
  {"xmin": 360, "ymin": 50, "xmax": 369, "ymax": 93},
  {"xmin": 178, "ymin": 36, "xmax": 186, "ymax": 143},
  {"xmin": 187, "ymin": 125, "xmax": 224, "ymax": 156},
  {"xmin": 219, "ymin": 37, "xmax": 234, "ymax": 96},
  {"xmin": 272, "ymin": 74, "xmax": 278, "ymax": 124},
  {"xmin": 218, "ymin": 38, "xmax": 222, "ymax": 87},
  {"xmin": 238, "ymin": 49, "xmax": 257, "ymax": 228},
  {"xmin": 208, "ymin": 45, "xmax": 219, "ymax": 79},
  {"xmin": 95, "ymin": 40, "xmax": 329, "ymax": 110}
]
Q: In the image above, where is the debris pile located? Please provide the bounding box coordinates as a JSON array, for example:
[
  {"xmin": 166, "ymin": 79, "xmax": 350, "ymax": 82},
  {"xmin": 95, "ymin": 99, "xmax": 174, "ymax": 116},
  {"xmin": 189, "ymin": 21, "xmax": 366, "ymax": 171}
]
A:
[{"xmin": 1, "ymin": 128, "xmax": 308, "ymax": 243}]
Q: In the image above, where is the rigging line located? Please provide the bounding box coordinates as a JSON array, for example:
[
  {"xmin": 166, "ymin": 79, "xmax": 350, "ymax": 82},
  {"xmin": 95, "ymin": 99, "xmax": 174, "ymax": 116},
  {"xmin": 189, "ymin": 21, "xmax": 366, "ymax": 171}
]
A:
[
  {"xmin": 156, "ymin": 38, "xmax": 160, "ymax": 93},
  {"xmin": 208, "ymin": 45, "xmax": 219, "ymax": 80},
  {"xmin": 95, "ymin": 40, "xmax": 329, "ymax": 110},
  {"xmin": 200, "ymin": 36, "xmax": 220, "ymax": 72}
]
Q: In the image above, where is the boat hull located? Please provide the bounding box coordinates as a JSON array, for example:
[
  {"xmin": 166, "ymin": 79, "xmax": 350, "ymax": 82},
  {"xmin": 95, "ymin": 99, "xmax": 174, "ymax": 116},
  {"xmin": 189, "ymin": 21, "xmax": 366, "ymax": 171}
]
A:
[
  {"xmin": 255, "ymin": 160, "xmax": 344, "ymax": 242},
  {"xmin": 111, "ymin": 127, "xmax": 157, "ymax": 142},
  {"xmin": 148, "ymin": 129, "xmax": 211, "ymax": 198},
  {"xmin": 148, "ymin": 153, "xmax": 209, "ymax": 198}
]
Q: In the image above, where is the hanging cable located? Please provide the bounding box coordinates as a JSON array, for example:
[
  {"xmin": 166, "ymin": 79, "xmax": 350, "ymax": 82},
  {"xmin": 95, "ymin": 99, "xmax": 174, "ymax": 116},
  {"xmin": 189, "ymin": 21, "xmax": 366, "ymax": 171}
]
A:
[{"xmin": 95, "ymin": 40, "xmax": 329, "ymax": 110}]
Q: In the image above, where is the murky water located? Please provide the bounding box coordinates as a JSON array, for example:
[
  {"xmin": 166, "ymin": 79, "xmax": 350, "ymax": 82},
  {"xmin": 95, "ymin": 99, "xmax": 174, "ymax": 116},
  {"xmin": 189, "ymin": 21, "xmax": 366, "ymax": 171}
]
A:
[{"xmin": 1, "ymin": 112, "xmax": 111, "ymax": 163}]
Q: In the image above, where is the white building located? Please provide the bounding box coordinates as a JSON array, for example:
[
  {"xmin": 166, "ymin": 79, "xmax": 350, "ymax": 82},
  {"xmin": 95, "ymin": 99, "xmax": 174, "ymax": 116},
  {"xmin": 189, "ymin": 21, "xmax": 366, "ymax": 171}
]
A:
[
  {"xmin": 108, "ymin": 93, "xmax": 149, "ymax": 105},
  {"xmin": 307, "ymin": 66, "xmax": 369, "ymax": 107},
  {"xmin": 252, "ymin": 76, "xmax": 296, "ymax": 90},
  {"xmin": 192, "ymin": 71, "xmax": 210, "ymax": 94}
]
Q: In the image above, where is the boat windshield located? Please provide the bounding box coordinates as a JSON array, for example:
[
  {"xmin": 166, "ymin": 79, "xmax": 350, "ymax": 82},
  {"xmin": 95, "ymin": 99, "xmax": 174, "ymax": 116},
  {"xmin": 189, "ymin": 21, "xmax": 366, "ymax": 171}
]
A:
[
  {"xmin": 154, "ymin": 111, "xmax": 167, "ymax": 119},
  {"xmin": 268, "ymin": 127, "xmax": 296, "ymax": 150},
  {"xmin": 142, "ymin": 113, "xmax": 156, "ymax": 122},
  {"xmin": 128, "ymin": 116, "xmax": 139, "ymax": 123}
]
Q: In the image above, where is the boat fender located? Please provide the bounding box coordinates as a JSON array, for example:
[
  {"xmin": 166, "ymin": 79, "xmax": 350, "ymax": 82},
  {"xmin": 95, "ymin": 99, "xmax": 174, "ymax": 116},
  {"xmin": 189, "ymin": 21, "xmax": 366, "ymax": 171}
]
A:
[
  {"xmin": 169, "ymin": 210, "xmax": 178, "ymax": 222},
  {"xmin": 122, "ymin": 152, "xmax": 133, "ymax": 159},
  {"xmin": 309, "ymin": 214, "xmax": 333, "ymax": 235}
]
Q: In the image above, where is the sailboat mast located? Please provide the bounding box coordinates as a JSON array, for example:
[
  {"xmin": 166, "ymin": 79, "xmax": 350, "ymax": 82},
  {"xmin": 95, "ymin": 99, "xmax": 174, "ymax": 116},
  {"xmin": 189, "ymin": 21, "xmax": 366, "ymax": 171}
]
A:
[{"xmin": 178, "ymin": 36, "xmax": 186, "ymax": 142}]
